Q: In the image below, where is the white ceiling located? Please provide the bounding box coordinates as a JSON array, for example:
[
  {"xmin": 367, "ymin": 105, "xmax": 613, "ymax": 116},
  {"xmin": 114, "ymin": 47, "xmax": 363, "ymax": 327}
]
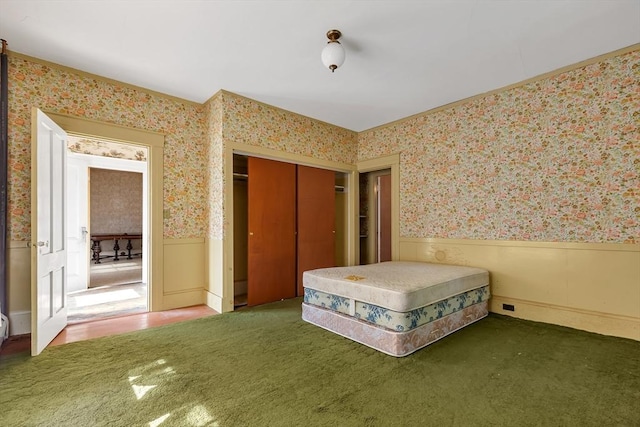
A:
[{"xmin": 2, "ymin": 1, "xmax": 639, "ymax": 131}]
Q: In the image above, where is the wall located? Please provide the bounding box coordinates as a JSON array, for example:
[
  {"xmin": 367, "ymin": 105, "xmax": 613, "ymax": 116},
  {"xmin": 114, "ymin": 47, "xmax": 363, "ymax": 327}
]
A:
[
  {"xmin": 359, "ymin": 50, "xmax": 639, "ymax": 244},
  {"xmin": 202, "ymin": 93, "xmax": 225, "ymax": 311},
  {"xmin": 358, "ymin": 48, "xmax": 640, "ymax": 339},
  {"xmin": 90, "ymin": 169, "xmax": 143, "ymax": 235},
  {"xmin": 68, "ymin": 136, "xmax": 148, "ymax": 161}
]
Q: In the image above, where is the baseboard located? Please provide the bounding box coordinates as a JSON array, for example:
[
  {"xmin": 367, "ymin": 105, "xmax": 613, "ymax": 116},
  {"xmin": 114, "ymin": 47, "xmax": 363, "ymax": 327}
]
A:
[
  {"xmin": 161, "ymin": 288, "xmax": 204, "ymax": 311},
  {"xmin": 490, "ymin": 296, "xmax": 640, "ymax": 341},
  {"xmin": 8, "ymin": 311, "xmax": 31, "ymax": 336},
  {"xmin": 204, "ymin": 290, "xmax": 223, "ymax": 313},
  {"xmin": 0, "ymin": 313, "xmax": 8, "ymax": 346}
]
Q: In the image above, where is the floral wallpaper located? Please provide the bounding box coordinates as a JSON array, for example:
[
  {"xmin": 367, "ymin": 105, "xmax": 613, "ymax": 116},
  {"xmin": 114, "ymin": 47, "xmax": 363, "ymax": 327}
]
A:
[
  {"xmin": 204, "ymin": 93, "xmax": 225, "ymax": 241},
  {"xmin": 221, "ymin": 92, "xmax": 357, "ymax": 165},
  {"xmin": 7, "ymin": 48, "xmax": 637, "ymax": 245},
  {"xmin": 68, "ymin": 135, "xmax": 147, "ymax": 161},
  {"xmin": 7, "ymin": 55, "xmax": 207, "ymax": 241},
  {"xmin": 90, "ymin": 168, "xmax": 143, "ymax": 235},
  {"xmin": 358, "ymin": 49, "xmax": 639, "ymax": 244}
]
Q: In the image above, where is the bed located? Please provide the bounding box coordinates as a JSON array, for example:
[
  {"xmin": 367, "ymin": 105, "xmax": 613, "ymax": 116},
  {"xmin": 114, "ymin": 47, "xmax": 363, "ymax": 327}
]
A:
[{"xmin": 301, "ymin": 261, "xmax": 490, "ymax": 357}]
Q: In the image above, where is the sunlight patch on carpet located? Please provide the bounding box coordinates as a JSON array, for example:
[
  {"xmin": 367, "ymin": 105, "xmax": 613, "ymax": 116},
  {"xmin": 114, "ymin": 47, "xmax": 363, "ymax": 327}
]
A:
[
  {"xmin": 186, "ymin": 405, "xmax": 216, "ymax": 427},
  {"xmin": 128, "ymin": 359, "xmax": 176, "ymax": 401},
  {"xmin": 149, "ymin": 413, "xmax": 170, "ymax": 427},
  {"xmin": 74, "ymin": 288, "xmax": 140, "ymax": 306},
  {"xmin": 132, "ymin": 384, "xmax": 157, "ymax": 400}
]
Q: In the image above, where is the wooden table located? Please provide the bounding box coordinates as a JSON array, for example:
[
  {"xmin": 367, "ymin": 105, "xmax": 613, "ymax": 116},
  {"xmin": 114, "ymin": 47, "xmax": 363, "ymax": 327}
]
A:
[{"xmin": 90, "ymin": 233, "xmax": 142, "ymax": 264}]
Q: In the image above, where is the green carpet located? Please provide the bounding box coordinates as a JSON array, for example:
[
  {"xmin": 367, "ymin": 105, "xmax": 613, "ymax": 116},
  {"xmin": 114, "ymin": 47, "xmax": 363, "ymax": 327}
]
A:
[{"xmin": 1, "ymin": 299, "xmax": 638, "ymax": 427}]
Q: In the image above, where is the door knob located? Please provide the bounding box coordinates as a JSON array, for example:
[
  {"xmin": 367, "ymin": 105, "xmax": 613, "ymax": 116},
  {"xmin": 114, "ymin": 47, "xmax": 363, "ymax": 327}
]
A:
[{"xmin": 34, "ymin": 241, "xmax": 49, "ymax": 247}]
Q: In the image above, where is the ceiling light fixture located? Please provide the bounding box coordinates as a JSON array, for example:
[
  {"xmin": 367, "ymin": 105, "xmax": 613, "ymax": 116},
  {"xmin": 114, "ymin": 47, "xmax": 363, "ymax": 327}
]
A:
[{"xmin": 321, "ymin": 29, "xmax": 345, "ymax": 73}]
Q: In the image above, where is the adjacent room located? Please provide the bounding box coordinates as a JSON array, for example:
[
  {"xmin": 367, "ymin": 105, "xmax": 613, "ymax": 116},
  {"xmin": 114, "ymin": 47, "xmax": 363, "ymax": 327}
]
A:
[
  {"xmin": 0, "ymin": 1, "xmax": 638, "ymax": 426},
  {"xmin": 66, "ymin": 136, "xmax": 148, "ymax": 323}
]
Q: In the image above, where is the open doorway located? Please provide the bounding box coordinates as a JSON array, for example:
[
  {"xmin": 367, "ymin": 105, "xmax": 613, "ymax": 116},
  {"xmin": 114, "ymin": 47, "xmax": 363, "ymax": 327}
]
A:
[
  {"xmin": 66, "ymin": 136, "xmax": 149, "ymax": 323},
  {"xmin": 359, "ymin": 169, "xmax": 391, "ymax": 265}
]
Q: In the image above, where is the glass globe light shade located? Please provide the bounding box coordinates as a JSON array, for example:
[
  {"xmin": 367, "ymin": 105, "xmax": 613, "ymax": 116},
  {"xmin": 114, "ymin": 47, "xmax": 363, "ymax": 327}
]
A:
[{"xmin": 321, "ymin": 41, "xmax": 345, "ymax": 72}]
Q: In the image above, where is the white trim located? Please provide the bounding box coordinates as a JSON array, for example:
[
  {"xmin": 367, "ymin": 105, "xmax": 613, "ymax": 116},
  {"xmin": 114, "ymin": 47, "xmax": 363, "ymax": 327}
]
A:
[
  {"xmin": 204, "ymin": 290, "xmax": 223, "ymax": 313},
  {"xmin": 44, "ymin": 112, "xmax": 165, "ymax": 312},
  {"xmin": 8, "ymin": 310, "xmax": 31, "ymax": 336}
]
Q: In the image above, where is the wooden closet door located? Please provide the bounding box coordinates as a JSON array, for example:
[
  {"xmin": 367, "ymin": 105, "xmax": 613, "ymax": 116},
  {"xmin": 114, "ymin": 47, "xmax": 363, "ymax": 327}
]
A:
[
  {"xmin": 297, "ymin": 165, "xmax": 336, "ymax": 296},
  {"xmin": 248, "ymin": 157, "xmax": 297, "ymax": 306}
]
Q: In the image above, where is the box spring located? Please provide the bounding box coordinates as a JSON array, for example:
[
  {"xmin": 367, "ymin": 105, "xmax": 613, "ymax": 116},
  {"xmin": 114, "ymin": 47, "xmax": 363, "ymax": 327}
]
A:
[{"xmin": 302, "ymin": 301, "xmax": 488, "ymax": 357}]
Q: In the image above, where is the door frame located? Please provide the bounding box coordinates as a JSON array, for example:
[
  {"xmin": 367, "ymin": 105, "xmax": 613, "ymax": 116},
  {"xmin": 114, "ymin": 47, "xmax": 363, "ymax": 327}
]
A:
[
  {"xmin": 66, "ymin": 153, "xmax": 90, "ymax": 293},
  {"xmin": 218, "ymin": 142, "xmax": 357, "ymax": 313},
  {"xmin": 43, "ymin": 112, "xmax": 165, "ymax": 311}
]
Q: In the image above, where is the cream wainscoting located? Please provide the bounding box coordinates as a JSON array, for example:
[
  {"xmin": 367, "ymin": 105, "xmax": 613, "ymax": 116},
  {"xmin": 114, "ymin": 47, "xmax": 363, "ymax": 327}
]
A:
[
  {"xmin": 6, "ymin": 238, "xmax": 207, "ymax": 335},
  {"xmin": 162, "ymin": 238, "xmax": 206, "ymax": 310},
  {"xmin": 399, "ymin": 238, "xmax": 640, "ymax": 340}
]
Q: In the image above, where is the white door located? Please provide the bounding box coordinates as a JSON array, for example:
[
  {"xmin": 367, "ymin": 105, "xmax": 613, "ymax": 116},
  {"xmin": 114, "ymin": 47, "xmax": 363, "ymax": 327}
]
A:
[
  {"xmin": 31, "ymin": 108, "xmax": 68, "ymax": 355},
  {"xmin": 66, "ymin": 155, "xmax": 89, "ymax": 292}
]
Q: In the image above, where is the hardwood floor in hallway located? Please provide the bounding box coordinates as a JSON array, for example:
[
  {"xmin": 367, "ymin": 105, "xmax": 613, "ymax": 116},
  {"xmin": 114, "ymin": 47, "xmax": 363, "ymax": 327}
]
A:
[{"xmin": 0, "ymin": 305, "xmax": 218, "ymax": 357}]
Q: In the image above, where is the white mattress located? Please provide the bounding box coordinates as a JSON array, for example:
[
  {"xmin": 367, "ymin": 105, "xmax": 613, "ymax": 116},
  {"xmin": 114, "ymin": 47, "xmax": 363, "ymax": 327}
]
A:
[{"xmin": 302, "ymin": 261, "xmax": 489, "ymax": 312}]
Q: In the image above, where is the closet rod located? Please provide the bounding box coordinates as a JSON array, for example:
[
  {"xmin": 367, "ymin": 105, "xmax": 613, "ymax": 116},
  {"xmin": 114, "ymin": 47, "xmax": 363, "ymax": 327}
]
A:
[{"xmin": 233, "ymin": 172, "xmax": 248, "ymax": 180}]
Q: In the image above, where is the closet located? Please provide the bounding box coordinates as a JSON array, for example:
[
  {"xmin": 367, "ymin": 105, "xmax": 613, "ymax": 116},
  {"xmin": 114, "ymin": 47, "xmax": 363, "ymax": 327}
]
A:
[
  {"xmin": 233, "ymin": 155, "xmax": 342, "ymax": 307},
  {"xmin": 359, "ymin": 169, "xmax": 391, "ymax": 265}
]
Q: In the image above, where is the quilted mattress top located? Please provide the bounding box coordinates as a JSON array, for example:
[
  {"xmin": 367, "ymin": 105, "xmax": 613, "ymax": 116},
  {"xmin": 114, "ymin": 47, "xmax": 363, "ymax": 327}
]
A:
[{"xmin": 302, "ymin": 261, "xmax": 489, "ymax": 312}]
